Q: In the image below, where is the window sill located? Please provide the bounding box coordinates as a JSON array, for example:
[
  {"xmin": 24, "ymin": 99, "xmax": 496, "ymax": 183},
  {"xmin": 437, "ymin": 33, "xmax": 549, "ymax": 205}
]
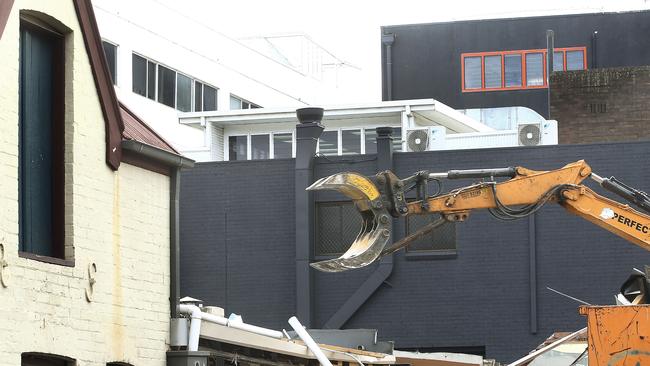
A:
[
  {"xmin": 405, "ymin": 250, "xmax": 457, "ymax": 260},
  {"xmin": 19, "ymin": 251, "xmax": 75, "ymax": 267}
]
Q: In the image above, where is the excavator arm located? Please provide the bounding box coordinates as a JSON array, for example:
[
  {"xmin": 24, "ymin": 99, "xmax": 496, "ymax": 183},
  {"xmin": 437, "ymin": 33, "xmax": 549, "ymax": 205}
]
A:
[{"xmin": 308, "ymin": 160, "xmax": 650, "ymax": 272}]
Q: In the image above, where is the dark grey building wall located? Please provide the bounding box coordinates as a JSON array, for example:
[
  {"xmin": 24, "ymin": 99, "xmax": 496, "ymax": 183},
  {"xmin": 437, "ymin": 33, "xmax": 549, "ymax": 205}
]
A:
[
  {"xmin": 381, "ymin": 10, "xmax": 650, "ymax": 117},
  {"xmin": 180, "ymin": 159, "xmax": 296, "ymax": 329},
  {"xmin": 180, "ymin": 142, "xmax": 650, "ymax": 362}
]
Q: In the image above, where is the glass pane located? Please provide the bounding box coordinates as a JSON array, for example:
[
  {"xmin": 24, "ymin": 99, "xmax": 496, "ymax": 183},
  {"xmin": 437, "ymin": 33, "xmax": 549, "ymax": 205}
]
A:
[
  {"xmin": 230, "ymin": 95, "xmax": 241, "ymax": 110},
  {"xmin": 553, "ymin": 51, "xmax": 564, "ymax": 71},
  {"xmin": 251, "ymin": 104, "xmax": 261, "ymax": 109},
  {"xmin": 157, "ymin": 65, "xmax": 176, "ymax": 108},
  {"xmin": 273, "ymin": 133, "xmax": 292, "ymax": 158},
  {"xmin": 132, "ymin": 54, "xmax": 146, "ymax": 96},
  {"xmin": 251, "ymin": 134, "xmax": 270, "ymax": 160},
  {"xmin": 341, "ymin": 129, "xmax": 361, "ymax": 155},
  {"xmin": 484, "ymin": 55, "xmax": 502, "ymax": 88},
  {"xmin": 203, "ymin": 85, "xmax": 217, "ymax": 111},
  {"xmin": 566, "ymin": 50, "xmax": 584, "ymax": 70},
  {"xmin": 318, "ymin": 130, "xmax": 338, "ymax": 156},
  {"xmin": 176, "ymin": 73, "xmax": 192, "ymax": 112},
  {"xmin": 504, "ymin": 54, "xmax": 522, "ymax": 87},
  {"xmin": 194, "ymin": 81, "xmax": 203, "ymax": 112},
  {"xmin": 102, "ymin": 41, "xmax": 117, "ymax": 84},
  {"xmin": 242, "ymin": 101, "xmax": 250, "ymax": 109},
  {"xmin": 228, "ymin": 136, "xmax": 247, "ymax": 161},
  {"xmin": 525, "ymin": 53, "xmax": 544, "ymax": 86},
  {"xmin": 463, "ymin": 56, "xmax": 481, "ymax": 89},
  {"xmin": 147, "ymin": 61, "xmax": 156, "ymax": 100},
  {"xmin": 393, "ymin": 127, "xmax": 402, "ymax": 152},
  {"xmin": 364, "ymin": 129, "xmax": 377, "ymax": 154}
]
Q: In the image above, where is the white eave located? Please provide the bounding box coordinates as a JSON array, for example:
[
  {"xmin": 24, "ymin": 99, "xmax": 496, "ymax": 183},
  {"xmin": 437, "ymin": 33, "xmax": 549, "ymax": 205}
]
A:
[
  {"xmin": 178, "ymin": 99, "xmax": 493, "ymax": 134},
  {"xmin": 200, "ymin": 321, "xmax": 396, "ymax": 364}
]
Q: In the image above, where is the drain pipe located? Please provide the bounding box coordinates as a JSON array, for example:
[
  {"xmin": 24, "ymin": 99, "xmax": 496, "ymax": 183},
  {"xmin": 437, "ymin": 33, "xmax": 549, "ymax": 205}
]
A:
[
  {"xmin": 382, "ymin": 33, "xmax": 395, "ymax": 101},
  {"xmin": 121, "ymin": 140, "xmax": 195, "ymax": 319},
  {"xmin": 289, "ymin": 316, "xmax": 334, "ymax": 366},
  {"xmin": 179, "ymin": 304, "xmax": 284, "ymax": 352}
]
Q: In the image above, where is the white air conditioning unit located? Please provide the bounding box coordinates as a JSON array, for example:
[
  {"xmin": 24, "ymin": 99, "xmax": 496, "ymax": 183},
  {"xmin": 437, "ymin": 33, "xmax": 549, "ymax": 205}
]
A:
[
  {"xmin": 517, "ymin": 121, "xmax": 558, "ymax": 146},
  {"xmin": 406, "ymin": 127, "xmax": 446, "ymax": 152}
]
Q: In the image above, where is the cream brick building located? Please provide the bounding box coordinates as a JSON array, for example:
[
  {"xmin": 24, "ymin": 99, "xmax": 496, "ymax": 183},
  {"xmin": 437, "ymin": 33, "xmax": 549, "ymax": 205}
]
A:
[{"xmin": 0, "ymin": 1, "xmax": 193, "ymax": 365}]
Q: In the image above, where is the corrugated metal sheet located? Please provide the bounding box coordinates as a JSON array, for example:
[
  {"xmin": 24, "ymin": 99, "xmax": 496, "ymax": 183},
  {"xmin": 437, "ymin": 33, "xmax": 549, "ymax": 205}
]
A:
[{"xmin": 119, "ymin": 102, "xmax": 178, "ymax": 154}]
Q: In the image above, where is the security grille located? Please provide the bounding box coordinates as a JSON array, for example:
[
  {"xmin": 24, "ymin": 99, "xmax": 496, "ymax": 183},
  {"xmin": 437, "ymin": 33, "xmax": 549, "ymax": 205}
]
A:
[
  {"xmin": 316, "ymin": 201, "xmax": 362, "ymax": 256},
  {"xmin": 405, "ymin": 215, "xmax": 456, "ymax": 252}
]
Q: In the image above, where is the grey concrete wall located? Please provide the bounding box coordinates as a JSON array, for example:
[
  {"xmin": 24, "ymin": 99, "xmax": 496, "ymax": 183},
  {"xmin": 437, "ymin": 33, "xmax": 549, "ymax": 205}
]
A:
[{"xmin": 180, "ymin": 142, "xmax": 650, "ymax": 362}]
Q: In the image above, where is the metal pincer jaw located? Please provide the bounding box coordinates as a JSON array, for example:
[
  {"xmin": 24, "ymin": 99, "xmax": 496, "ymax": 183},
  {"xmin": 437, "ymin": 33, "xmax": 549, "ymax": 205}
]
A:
[{"xmin": 306, "ymin": 173, "xmax": 392, "ymax": 272}]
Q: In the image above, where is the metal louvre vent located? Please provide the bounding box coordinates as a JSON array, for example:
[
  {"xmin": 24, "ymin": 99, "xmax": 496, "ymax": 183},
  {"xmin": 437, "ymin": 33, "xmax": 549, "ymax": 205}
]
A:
[
  {"xmin": 316, "ymin": 201, "xmax": 363, "ymax": 256},
  {"xmin": 405, "ymin": 215, "xmax": 456, "ymax": 252}
]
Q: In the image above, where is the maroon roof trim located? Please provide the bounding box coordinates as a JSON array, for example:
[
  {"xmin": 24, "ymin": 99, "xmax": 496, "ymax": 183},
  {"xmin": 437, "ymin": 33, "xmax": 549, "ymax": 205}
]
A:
[
  {"xmin": 0, "ymin": 0, "xmax": 14, "ymax": 40},
  {"xmin": 73, "ymin": 0, "xmax": 124, "ymax": 170}
]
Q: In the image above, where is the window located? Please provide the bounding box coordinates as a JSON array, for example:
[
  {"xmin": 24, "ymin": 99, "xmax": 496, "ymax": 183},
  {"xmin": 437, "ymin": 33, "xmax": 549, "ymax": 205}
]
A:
[
  {"xmin": 132, "ymin": 53, "xmax": 147, "ymax": 96},
  {"xmin": 461, "ymin": 47, "xmax": 586, "ymax": 92},
  {"xmin": 316, "ymin": 201, "xmax": 362, "ymax": 256},
  {"xmin": 251, "ymin": 134, "xmax": 270, "ymax": 160},
  {"xmin": 393, "ymin": 127, "xmax": 402, "ymax": 152},
  {"xmin": 132, "ymin": 53, "xmax": 218, "ymax": 111},
  {"xmin": 318, "ymin": 130, "xmax": 338, "ymax": 156},
  {"xmin": 22, "ymin": 353, "xmax": 74, "ymax": 366},
  {"xmin": 157, "ymin": 64, "xmax": 176, "ymax": 108},
  {"xmin": 273, "ymin": 133, "xmax": 292, "ymax": 158},
  {"xmin": 525, "ymin": 52, "xmax": 544, "ymax": 86},
  {"xmin": 102, "ymin": 40, "xmax": 117, "ymax": 84},
  {"xmin": 405, "ymin": 215, "xmax": 456, "ymax": 253},
  {"xmin": 341, "ymin": 129, "xmax": 361, "ymax": 155},
  {"xmin": 504, "ymin": 54, "xmax": 521, "ymax": 87},
  {"xmin": 19, "ymin": 20, "xmax": 65, "ymax": 259},
  {"xmin": 463, "ymin": 56, "xmax": 481, "ymax": 89},
  {"xmin": 566, "ymin": 50, "xmax": 585, "ymax": 70},
  {"xmin": 176, "ymin": 73, "xmax": 192, "ymax": 112},
  {"xmin": 364, "ymin": 129, "xmax": 377, "ymax": 154},
  {"xmin": 228, "ymin": 136, "xmax": 247, "ymax": 161},
  {"xmin": 230, "ymin": 94, "xmax": 261, "ymax": 110},
  {"xmin": 484, "ymin": 55, "xmax": 502, "ymax": 88}
]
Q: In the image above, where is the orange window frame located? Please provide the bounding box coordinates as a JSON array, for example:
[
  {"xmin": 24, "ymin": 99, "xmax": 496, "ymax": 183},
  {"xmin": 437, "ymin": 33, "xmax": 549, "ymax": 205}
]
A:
[{"xmin": 461, "ymin": 46, "xmax": 587, "ymax": 92}]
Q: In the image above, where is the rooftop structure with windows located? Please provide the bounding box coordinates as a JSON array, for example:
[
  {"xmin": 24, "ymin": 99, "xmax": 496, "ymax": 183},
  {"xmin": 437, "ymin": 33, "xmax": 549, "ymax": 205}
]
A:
[{"xmin": 178, "ymin": 99, "xmax": 557, "ymax": 162}]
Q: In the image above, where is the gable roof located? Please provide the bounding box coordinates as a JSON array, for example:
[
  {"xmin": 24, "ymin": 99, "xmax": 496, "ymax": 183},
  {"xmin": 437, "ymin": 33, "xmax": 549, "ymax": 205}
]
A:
[
  {"xmin": 0, "ymin": 0, "xmax": 187, "ymax": 171},
  {"xmin": 120, "ymin": 102, "xmax": 179, "ymax": 154}
]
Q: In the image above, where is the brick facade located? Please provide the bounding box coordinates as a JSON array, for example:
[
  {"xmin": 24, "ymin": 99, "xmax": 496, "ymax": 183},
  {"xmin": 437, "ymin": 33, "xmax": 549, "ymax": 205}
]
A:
[
  {"xmin": 550, "ymin": 66, "xmax": 650, "ymax": 144},
  {"xmin": 0, "ymin": 1, "xmax": 171, "ymax": 365}
]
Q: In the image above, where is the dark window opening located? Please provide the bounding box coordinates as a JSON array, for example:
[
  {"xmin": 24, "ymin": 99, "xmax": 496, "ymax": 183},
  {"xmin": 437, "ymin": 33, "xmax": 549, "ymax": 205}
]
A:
[
  {"xmin": 176, "ymin": 73, "xmax": 192, "ymax": 112},
  {"xmin": 203, "ymin": 85, "xmax": 218, "ymax": 111},
  {"xmin": 341, "ymin": 129, "xmax": 361, "ymax": 155},
  {"xmin": 484, "ymin": 55, "xmax": 502, "ymax": 88},
  {"xmin": 194, "ymin": 81, "xmax": 203, "ymax": 112},
  {"xmin": 273, "ymin": 133, "xmax": 292, "ymax": 159},
  {"xmin": 316, "ymin": 201, "xmax": 362, "ymax": 256},
  {"xmin": 251, "ymin": 134, "xmax": 270, "ymax": 160},
  {"xmin": 22, "ymin": 353, "xmax": 74, "ymax": 366},
  {"xmin": 504, "ymin": 54, "xmax": 522, "ymax": 87},
  {"xmin": 228, "ymin": 136, "xmax": 247, "ymax": 161},
  {"xmin": 405, "ymin": 215, "xmax": 456, "ymax": 252},
  {"xmin": 132, "ymin": 53, "xmax": 147, "ymax": 97},
  {"xmin": 19, "ymin": 20, "xmax": 65, "ymax": 259},
  {"xmin": 102, "ymin": 40, "xmax": 117, "ymax": 84},
  {"xmin": 463, "ymin": 56, "xmax": 481, "ymax": 89},
  {"xmin": 157, "ymin": 64, "xmax": 176, "ymax": 108},
  {"xmin": 364, "ymin": 129, "xmax": 377, "ymax": 154},
  {"xmin": 146, "ymin": 60, "xmax": 156, "ymax": 100},
  {"xmin": 525, "ymin": 52, "xmax": 544, "ymax": 86},
  {"xmin": 393, "ymin": 127, "xmax": 402, "ymax": 152},
  {"xmin": 318, "ymin": 130, "xmax": 338, "ymax": 156}
]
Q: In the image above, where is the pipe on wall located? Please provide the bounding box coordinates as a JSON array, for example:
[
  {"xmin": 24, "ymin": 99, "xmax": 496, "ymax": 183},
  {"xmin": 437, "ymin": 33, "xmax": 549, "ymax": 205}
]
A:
[{"xmin": 382, "ymin": 34, "xmax": 395, "ymax": 101}]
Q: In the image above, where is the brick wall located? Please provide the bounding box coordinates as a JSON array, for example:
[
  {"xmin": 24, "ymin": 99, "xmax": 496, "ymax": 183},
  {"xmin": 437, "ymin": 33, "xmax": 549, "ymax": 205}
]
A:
[
  {"xmin": 550, "ymin": 66, "xmax": 650, "ymax": 144},
  {"xmin": 0, "ymin": 1, "xmax": 170, "ymax": 365}
]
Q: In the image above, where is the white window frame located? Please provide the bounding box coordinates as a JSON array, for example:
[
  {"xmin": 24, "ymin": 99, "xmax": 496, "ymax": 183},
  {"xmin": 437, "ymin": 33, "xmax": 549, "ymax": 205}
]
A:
[
  {"xmin": 250, "ymin": 133, "xmax": 271, "ymax": 160},
  {"xmin": 225, "ymin": 134, "xmax": 248, "ymax": 161},
  {"xmin": 270, "ymin": 131, "xmax": 294, "ymax": 159},
  {"xmin": 340, "ymin": 127, "xmax": 362, "ymax": 156}
]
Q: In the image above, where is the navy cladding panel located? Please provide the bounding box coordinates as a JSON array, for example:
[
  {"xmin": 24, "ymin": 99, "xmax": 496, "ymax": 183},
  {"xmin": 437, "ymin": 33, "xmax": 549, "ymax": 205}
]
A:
[
  {"xmin": 180, "ymin": 159, "xmax": 296, "ymax": 330},
  {"xmin": 180, "ymin": 142, "xmax": 650, "ymax": 362}
]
